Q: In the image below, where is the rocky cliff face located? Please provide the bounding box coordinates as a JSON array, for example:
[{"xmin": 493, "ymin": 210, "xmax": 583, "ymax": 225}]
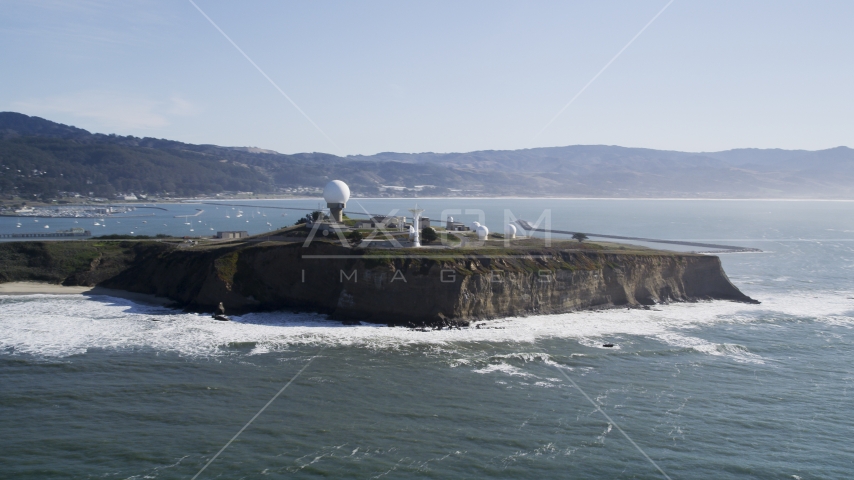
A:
[{"xmin": 97, "ymin": 241, "xmax": 757, "ymax": 325}]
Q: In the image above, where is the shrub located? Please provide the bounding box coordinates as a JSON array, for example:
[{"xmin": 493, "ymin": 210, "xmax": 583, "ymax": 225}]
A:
[
  {"xmin": 421, "ymin": 227, "xmax": 438, "ymax": 243},
  {"xmin": 348, "ymin": 230, "xmax": 364, "ymax": 246}
]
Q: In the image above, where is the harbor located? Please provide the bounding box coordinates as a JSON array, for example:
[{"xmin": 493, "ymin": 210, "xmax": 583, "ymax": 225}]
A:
[{"xmin": 2, "ymin": 205, "xmax": 141, "ymax": 219}]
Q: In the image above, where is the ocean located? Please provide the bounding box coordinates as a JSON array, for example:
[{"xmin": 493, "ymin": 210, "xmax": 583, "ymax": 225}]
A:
[{"xmin": 2, "ymin": 199, "xmax": 854, "ymax": 479}]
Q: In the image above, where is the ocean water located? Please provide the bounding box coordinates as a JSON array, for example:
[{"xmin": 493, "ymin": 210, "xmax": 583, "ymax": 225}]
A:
[{"xmin": 2, "ymin": 199, "xmax": 854, "ymax": 479}]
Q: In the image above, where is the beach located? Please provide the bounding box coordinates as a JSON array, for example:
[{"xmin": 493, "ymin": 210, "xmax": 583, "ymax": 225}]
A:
[{"xmin": 0, "ymin": 282, "xmax": 175, "ymax": 306}]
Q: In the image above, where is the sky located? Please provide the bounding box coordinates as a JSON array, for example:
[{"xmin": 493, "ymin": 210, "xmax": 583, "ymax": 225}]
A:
[{"xmin": 1, "ymin": 0, "xmax": 852, "ymax": 156}]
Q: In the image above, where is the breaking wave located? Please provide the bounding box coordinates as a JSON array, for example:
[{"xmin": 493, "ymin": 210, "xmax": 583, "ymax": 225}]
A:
[{"xmin": 1, "ymin": 289, "xmax": 852, "ymax": 362}]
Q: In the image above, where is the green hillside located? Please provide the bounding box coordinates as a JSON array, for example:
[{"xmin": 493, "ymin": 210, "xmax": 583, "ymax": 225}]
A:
[
  {"xmin": 2, "ymin": 111, "xmax": 853, "ymax": 200},
  {"xmin": 0, "ymin": 136, "xmax": 273, "ymax": 198}
]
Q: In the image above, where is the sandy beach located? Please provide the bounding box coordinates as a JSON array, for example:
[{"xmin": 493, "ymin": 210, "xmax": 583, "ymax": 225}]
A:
[{"xmin": 0, "ymin": 282, "xmax": 176, "ymax": 306}]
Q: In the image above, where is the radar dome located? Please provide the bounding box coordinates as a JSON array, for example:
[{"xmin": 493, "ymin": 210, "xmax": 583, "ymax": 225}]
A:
[
  {"xmin": 323, "ymin": 180, "xmax": 350, "ymax": 204},
  {"xmin": 471, "ymin": 221, "xmax": 481, "ymax": 230},
  {"xmin": 476, "ymin": 225, "xmax": 489, "ymax": 240},
  {"xmin": 504, "ymin": 224, "xmax": 517, "ymax": 238}
]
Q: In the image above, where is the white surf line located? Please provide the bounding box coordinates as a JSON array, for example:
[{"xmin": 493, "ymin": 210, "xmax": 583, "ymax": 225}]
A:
[
  {"xmin": 191, "ymin": 348, "xmax": 326, "ymax": 480},
  {"xmin": 187, "ymin": 0, "xmax": 338, "ymax": 149},
  {"xmin": 553, "ymin": 366, "xmax": 672, "ymax": 480},
  {"xmin": 535, "ymin": 0, "xmax": 675, "ymax": 139}
]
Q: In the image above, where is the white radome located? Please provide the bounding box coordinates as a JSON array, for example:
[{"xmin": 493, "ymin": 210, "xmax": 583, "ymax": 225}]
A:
[
  {"xmin": 505, "ymin": 224, "xmax": 517, "ymax": 238},
  {"xmin": 476, "ymin": 225, "xmax": 489, "ymax": 240},
  {"xmin": 471, "ymin": 221, "xmax": 481, "ymax": 230},
  {"xmin": 323, "ymin": 180, "xmax": 350, "ymax": 204}
]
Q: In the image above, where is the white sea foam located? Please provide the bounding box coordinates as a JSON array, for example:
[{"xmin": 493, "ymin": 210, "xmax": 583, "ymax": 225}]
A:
[
  {"xmin": 472, "ymin": 363, "xmax": 535, "ymax": 378},
  {"xmin": 0, "ymin": 290, "xmax": 852, "ymax": 360}
]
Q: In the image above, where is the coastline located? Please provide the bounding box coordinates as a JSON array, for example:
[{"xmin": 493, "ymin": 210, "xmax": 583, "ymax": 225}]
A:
[
  {"xmin": 0, "ymin": 282, "xmax": 176, "ymax": 307},
  {"xmin": 0, "ymin": 234, "xmax": 758, "ymax": 325},
  {"xmin": 160, "ymin": 196, "xmax": 854, "ymax": 202},
  {"xmin": 6, "ymin": 197, "xmax": 854, "ymax": 214}
]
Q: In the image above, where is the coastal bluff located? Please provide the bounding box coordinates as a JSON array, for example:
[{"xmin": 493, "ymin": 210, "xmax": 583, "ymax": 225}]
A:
[{"xmin": 0, "ymin": 240, "xmax": 758, "ymax": 326}]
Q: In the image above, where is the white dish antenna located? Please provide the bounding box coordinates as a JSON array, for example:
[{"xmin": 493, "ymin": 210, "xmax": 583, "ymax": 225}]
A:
[
  {"xmin": 477, "ymin": 225, "xmax": 489, "ymax": 240},
  {"xmin": 505, "ymin": 224, "xmax": 517, "ymax": 239}
]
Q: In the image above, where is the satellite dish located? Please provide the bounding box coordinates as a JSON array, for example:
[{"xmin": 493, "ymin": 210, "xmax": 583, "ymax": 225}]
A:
[
  {"xmin": 323, "ymin": 180, "xmax": 350, "ymax": 222},
  {"xmin": 323, "ymin": 180, "xmax": 350, "ymax": 204},
  {"xmin": 476, "ymin": 225, "xmax": 489, "ymax": 240},
  {"xmin": 505, "ymin": 224, "xmax": 517, "ymax": 239}
]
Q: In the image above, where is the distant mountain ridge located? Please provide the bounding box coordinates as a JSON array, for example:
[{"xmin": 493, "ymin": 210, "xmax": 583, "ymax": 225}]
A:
[
  {"xmin": 346, "ymin": 144, "xmax": 854, "ymax": 198},
  {"xmin": 348, "ymin": 144, "xmax": 852, "ymax": 172},
  {"xmin": 1, "ymin": 111, "xmax": 852, "ymax": 199}
]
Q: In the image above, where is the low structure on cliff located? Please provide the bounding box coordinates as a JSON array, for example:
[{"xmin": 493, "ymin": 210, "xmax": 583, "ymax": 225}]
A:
[
  {"xmin": 446, "ymin": 217, "xmax": 469, "ymax": 232},
  {"xmin": 215, "ymin": 231, "xmax": 249, "ymax": 239},
  {"xmin": 355, "ymin": 215, "xmax": 406, "ymax": 230}
]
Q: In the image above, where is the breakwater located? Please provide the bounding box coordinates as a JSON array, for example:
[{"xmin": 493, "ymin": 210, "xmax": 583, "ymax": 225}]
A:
[
  {"xmin": 517, "ymin": 221, "xmax": 763, "ymax": 253},
  {"xmin": 0, "ymin": 230, "xmax": 91, "ymax": 239}
]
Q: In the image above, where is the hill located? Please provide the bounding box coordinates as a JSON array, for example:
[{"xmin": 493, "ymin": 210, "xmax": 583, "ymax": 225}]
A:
[
  {"xmin": 348, "ymin": 145, "xmax": 854, "ymax": 198},
  {"xmin": 1, "ymin": 111, "xmax": 853, "ymax": 200}
]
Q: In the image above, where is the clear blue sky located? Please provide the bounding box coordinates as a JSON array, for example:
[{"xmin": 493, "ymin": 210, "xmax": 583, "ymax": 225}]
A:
[{"xmin": 1, "ymin": 0, "xmax": 852, "ymax": 156}]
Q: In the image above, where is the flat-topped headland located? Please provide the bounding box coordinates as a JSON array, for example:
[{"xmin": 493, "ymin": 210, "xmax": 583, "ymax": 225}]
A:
[{"xmin": 0, "ymin": 229, "xmax": 758, "ymax": 326}]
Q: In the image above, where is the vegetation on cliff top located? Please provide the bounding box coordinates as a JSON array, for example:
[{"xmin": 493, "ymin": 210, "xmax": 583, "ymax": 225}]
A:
[
  {"xmin": 0, "ymin": 241, "xmax": 135, "ymax": 284},
  {"xmin": 0, "ymin": 234, "xmax": 683, "ymax": 288}
]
